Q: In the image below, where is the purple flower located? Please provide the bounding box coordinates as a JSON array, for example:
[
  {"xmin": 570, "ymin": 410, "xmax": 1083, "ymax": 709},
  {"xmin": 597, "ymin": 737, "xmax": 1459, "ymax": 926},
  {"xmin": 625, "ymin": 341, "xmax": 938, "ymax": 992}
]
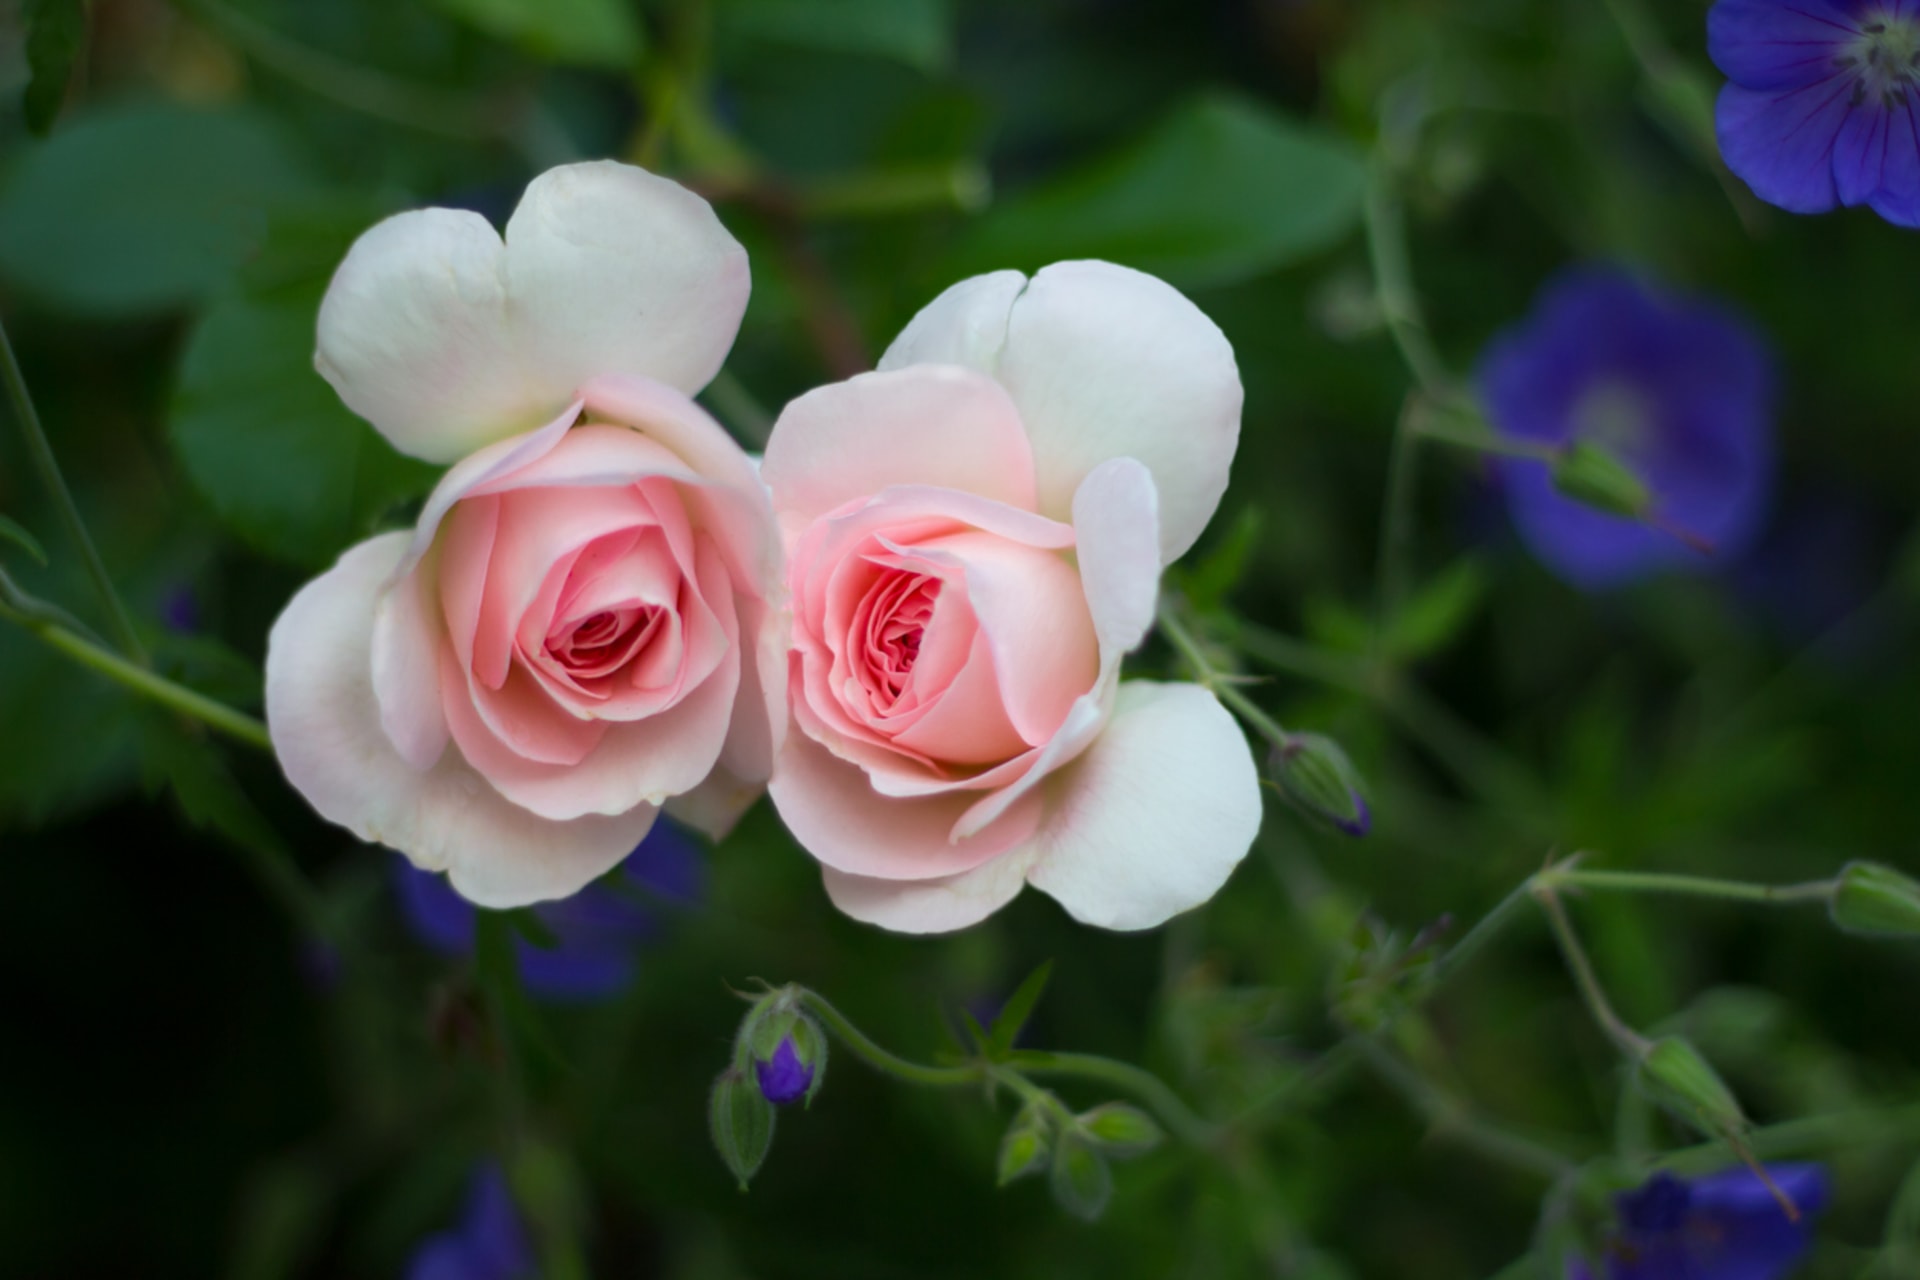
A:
[
  {"xmin": 1479, "ymin": 268, "xmax": 1775, "ymax": 589},
  {"xmin": 1567, "ymin": 1164, "xmax": 1829, "ymax": 1280},
  {"xmin": 754, "ymin": 1037, "xmax": 815, "ymax": 1106},
  {"xmin": 1710, "ymin": 0, "xmax": 1920, "ymax": 227},
  {"xmin": 406, "ymin": 1162, "xmax": 535, "ymax": 1280},
  {"xmin": 394, "ymin": 820, "xmax": 703, "ymax": 1002}
]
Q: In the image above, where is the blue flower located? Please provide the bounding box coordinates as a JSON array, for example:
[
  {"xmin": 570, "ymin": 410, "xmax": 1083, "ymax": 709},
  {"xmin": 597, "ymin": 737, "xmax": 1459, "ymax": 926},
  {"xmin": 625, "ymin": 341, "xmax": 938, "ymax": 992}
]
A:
[
  {"xmin": 1710, "ymin": 0, "xmax": 1920, "ymax": 226},
  {"xmin": 406, "ymin": 1162, "xmax": 535, "ymax": 1280},
  {"xmin": 394, "ymin": 820, "xmax": 703, "ymax": 1002},
  {"xmin": 755, "ymin": 1037, "xmax": 815, "ymax": 1105},
  {"xmin": 1478, "ymin": 267, "xmax": 1775, "ymax": 589},
  {"xmin": 1568, "ymin": 1164, "xmax": 1829, "ymax": 1280}
]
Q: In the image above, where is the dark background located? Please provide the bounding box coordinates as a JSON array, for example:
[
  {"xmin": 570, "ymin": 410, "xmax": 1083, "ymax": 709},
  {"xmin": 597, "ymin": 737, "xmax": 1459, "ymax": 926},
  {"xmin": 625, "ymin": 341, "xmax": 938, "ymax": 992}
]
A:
[{"xmin": 3, "ymin": 0, "xmax": 1919, "ymax": 1276}]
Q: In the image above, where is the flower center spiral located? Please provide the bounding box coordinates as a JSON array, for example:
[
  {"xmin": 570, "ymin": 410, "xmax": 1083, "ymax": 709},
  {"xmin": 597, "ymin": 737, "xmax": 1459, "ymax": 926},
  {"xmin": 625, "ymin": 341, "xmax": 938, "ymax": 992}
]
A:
[
  {"xmin": 1841, "ymin": 14, "xmax": 1920, "ymax": 108},
  {"xmin": 859, "ymin": 570, "xmax": 938, "ymax": 711}
]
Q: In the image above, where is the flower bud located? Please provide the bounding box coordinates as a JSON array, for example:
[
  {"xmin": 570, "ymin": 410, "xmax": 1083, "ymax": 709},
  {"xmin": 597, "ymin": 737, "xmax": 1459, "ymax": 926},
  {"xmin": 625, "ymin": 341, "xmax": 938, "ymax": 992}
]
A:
[
  {"xmin": 1268, "ymin": 733, "xmax": 1370, "ymax": 836},
  {"xmin": 1552, "ymin": 442, "xmax": 1650, "ymax": 518},
  {"xmin": 708, "ymin": 1068, "xmax": 775, "ymax": 1190},
  {"xmin": 1048, "ymin": 1131, "xmax": 1113, "ymax": 1222},
  {"xmin": 997, "ymin": 1107, "xmax": 1050, "ymax": 1186},
  {"xmin": 739, "ymin": 992, "xmax": 829, "ymax": 1107},
  {"xmin": 1076, "ymin": 1103, "xmax": 1163, "ymax": 1159},
  {"xmin": 1828, "ymin": 862, "xmax": 1920, "ymax": 939},
  {"xmin": 1635, "ymin": 1036, "xmax": 1747, "ymax": 1141}
]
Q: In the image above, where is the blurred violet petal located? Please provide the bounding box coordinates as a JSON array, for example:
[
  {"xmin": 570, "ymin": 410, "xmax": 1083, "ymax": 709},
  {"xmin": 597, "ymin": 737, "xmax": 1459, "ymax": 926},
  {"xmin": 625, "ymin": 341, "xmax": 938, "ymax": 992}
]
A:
[
  {"xmin": 393, "ymin": 818, "xmax": 705, "ymax": 1002},
  {"xmin": 405, "ymin": 1162, "xmax": 535, "ymax": 1280},
  {"xmin": 1590, "ymin": 1164, "xmax": 1827, "ymax": 1280},
  {"xmin": 1478, "ymin": 266, "xmax": 1775, "ymax": 590}
]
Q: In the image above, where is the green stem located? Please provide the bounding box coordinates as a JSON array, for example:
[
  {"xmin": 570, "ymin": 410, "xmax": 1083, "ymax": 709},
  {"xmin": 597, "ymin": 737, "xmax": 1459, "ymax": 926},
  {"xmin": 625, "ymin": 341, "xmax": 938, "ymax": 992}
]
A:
[
  {"xmin": 698, "ymin": 368, "xmax": 774, "ymax": 448},
  {"xmin": 797, "ymin": 161, "xmax": 991, "ymax": 219},
  {"xmin": 1219, "ymin": 618, "xmax": 1374, "ymax": 694},
  {"xmin": 1543, "ymin": 867, "xmax": 1837, "ymax": 908},
  {"xmin": 0, "ymin": 317, "xmax": 147, "ymax": 663},
  {"xmin": 1362, "ymin": 161, "xmax": 1450, "ymax": 395},
  {"xmin": 795, "ymin": 991, "xmax": 980, "ymax": 1089},
  {"xmin": 1659, "ymin": 1104, "xmax": 1920, "ymax": 1173},
  {"xmin": 1431, "ymin": 879, "xmax": 1535, "ymax": 988},
  {"xmin": 1008, "ymin": 1050, "xmax": 1220, "ymax": 1148},
  {"xmin": 1533, "ymin": 882, "xmax": 1652, "ymax": 1057},
  {"xmin": 1353, "ymin": 1035, "xmax": 1578, "ymax": 1181},
  {"xmin": 1372, "ymin": 398, "xmax": 1423, "ymax": 667},
  {"xmin": 4, "ymin": 601, "xmax": 271, "ymax": 752},
  {"xmin": 1155, "ymin": 600, "xmax": 1289, "ymax": 746}
]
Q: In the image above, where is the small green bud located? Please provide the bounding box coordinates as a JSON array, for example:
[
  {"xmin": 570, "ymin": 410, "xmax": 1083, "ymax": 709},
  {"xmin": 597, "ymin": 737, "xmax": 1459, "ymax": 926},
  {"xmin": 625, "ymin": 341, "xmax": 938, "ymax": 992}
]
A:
[
  {"xmin": 1829, "ymin": 861, "xmax": 1920, "ymax": 938},
  {"xmin": 708, "ymin": 1067, "xmax": 776, "ymax": 1190},
  {"xmin": 1268, "ymin": 733, "xmax": 1370, "ymax": 837},
  {"xmin": 997, "ymin": 1108, "xmax": 1051, "ymax": 1186},
  {"xmin": 1076, "ymin": 1103, "xmax": 1163, "ymax": 1159},
  {"xmin": 1635, "ymin": 1036, "xmax": 1747, "ymax": 1140},
  {"xmin": 1551, "ymin": 442, "xmax": 1650, "ymax": 517},
  {"xmin": 1048, "ymin": 1131, "xmax": 1113, "ymax": 1222}
]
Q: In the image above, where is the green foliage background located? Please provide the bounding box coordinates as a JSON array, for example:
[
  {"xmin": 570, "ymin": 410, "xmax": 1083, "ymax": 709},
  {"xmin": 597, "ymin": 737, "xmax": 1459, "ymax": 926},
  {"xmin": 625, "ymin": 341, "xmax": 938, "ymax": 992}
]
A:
[{"xmin": 3, "ymin": 0, "xmax": 1920, "ymax": 1276}]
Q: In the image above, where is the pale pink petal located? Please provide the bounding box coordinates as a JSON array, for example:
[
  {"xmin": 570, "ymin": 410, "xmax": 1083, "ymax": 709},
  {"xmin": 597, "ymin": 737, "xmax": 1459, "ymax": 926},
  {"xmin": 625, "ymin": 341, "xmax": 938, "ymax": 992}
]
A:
[
  {"xmin": 265, "ymin": 533, "xmax": 650, "ymax": 908},
  {"xmin": 761, "ymin": 366, "xmax": 1038, "ymax": 533},
  {"xmin": 767, "ymin": 730, "xmax": 1042, "ymax": 880},
  {"xmin": 820, "ymin": 851, "xmax": 1036, "ymax": 935},
  {"xmin": 997, "ymin": 261, "xmax": 1240, "ymax": 563},
  {"xmin": 505, "ymin": 161, "xmax": 749, "ymax": 400},
  {"xmin": 1072, "ymin": 457, "xmax": 1162, "ymax": 660},
  {"xmin": 369, "ymin": 558, "xmax": 447, "ymax": 771},
  {"xmin": 1025, "ymin": 680, "xmax": 1261, "ymax": 931},
  {"xmin": 398, "ymin": 401, "xmax": 582, "ymax": 581},
  {"xmin": 443, "ymin": 539, "xmax": 743, "ymax": 820},
  {"xmin": 878, "ymin": 269, "xmax": 1028, "ymax": 373},
  {"xmin": 314, "ymin": 210, "xmax": 541, "ymax": 463}
]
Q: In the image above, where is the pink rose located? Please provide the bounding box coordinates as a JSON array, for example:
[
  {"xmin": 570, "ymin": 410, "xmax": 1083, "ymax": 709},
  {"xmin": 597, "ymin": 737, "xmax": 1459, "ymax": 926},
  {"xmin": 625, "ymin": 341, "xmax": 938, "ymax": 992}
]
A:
[
  {"xmin": 266, "ymin": 162, "xmax": 782, "ymax": 907},
  {"xmin": 761, "ymin": 261, "xmax": 1262, "ymax": 934}
]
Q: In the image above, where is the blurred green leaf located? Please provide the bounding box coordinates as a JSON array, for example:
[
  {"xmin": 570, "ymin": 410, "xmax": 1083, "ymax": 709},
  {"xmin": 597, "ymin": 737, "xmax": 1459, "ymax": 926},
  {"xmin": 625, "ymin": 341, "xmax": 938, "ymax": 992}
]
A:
[
  {"xmin": 0, "ymin": 101, "xmax": 317, "ymax": 315},
  {"xmin": 0, "ymin": 515, "xmax": 50, "ymax": 567},
  {"xmin": 956, "ymin": 92, "xmax": 1368, "ymax": 288},
  {"xmin": 428, "ymin": 0, "xmax": 643, "ymax": 69},
  {"xmin": 720, "ymin": 0, "xmax": 951, "ymax": 71},
  {"xmin": 1180, "ymin": 508, "xmax": 1264, "ymax": 614},
  {"xmin": 22, "ymin": 0, "xmax": 86, "ymax": 136},
  {"xmin": 169, "ymin": 208, "xmax": 438, "ymax": 568},
  {"xmin": 474, "ymin": 908, "xmax": 570, "ymax": 1078},
  {"xmin": 987, "ymin": 959, "xmax": 1053, "ymax": 1057},
  {"xmin": 1389, "ymin": 559, "xmax": 1488, "ymax": 661}
]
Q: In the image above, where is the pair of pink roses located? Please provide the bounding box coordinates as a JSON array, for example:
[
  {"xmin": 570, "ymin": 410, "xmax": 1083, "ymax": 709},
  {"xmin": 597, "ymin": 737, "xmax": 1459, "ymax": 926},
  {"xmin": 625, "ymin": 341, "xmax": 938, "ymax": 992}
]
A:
[{"xmin": 266, "ymin": 161, "xmax": 1261, "ymax": 934}]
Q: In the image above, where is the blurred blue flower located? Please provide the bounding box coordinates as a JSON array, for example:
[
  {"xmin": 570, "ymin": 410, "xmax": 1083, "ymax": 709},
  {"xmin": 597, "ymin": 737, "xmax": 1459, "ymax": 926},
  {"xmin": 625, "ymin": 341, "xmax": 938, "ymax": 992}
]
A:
[
  {"xmin": 1567, "ymin": 1164, "xmax": 1828, "ymax": 1280},
  {"xmin": 1479, "ymin": 268, "xmax": 1775, "ymax": 589},
  {"xmin": 394, "ymin": 820, "xmax": 703, "ymax": 1002},
  {"xmin": 1710, "ymin": 0, "xmax": 1920, "ymax": 227},
  {"xmin": 406, "ymin": 1162, "xmax": 534, "ymax": 1280}
]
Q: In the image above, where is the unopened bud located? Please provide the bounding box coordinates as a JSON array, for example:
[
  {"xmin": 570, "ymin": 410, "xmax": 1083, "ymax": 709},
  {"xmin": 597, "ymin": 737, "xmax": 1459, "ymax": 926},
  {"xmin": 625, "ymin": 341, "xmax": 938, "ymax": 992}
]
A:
[
  {"xmin": 1635, "ymin": 1036, "xmax": 1747, "ymax": 1140},
  {"xmin": 1268, "ymin": 733, "xmax": 1370, "ymax": 836},
  {"xmin": 997, "ymin": 1108, "xmax": 1050, "ymax": 1186},
  {"xmin": 740, "ymin": 993, "xmax": 828, "ymax": 1107},
  {"xmin": 1829, "ymin": 862, "xmax": 1920, "ymax": 939},
  {"xmin": 708, "ymin": 1068, "xmax": 775, "ymax": 1190},
  {"xmin": 1048, "ymin": 1131, "xmax": 1113, "ymax": 1222},
  {"xmin": 1552, "ymin": 442, "xmax": 1650, "ymax": 518},
  {"xmin": 1076, "ymin": 1103, "xmax": 1163, "ymax": 1159}
]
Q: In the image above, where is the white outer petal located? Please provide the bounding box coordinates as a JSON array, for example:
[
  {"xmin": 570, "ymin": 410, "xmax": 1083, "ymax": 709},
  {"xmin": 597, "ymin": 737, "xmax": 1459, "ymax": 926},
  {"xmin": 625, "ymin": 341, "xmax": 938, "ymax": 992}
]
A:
[
  {"xmin": 1025, "ymin": 680, "xmax": 1261, "ymax": 931},
  {"xmin": 265, "ymin": 532, "xmax": 653, "ymax": 908},
  {"xmin": 315, "ymin": 161, "xmax": 748, "ymax": 464},
  {"xmin": 877, "ymin": 260, "xmax": 1241, "ymax": 565},
  {"xmin": 820, "ymin": 853, "xmax": 1036, "ymax": 935}
]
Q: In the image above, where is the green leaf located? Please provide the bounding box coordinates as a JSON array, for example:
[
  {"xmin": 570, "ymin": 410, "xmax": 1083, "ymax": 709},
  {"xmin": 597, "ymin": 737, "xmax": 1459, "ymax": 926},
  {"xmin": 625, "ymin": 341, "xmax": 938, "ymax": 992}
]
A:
[
  {"xmin": 1047, "ymin": 1132, "xmax": 1112, "ymax": 1222},
  {"xmin": 956, "ymin": 92, "xmax": 1367, "ymax": 289},
  {"xmin": 1178, "ymin": 508, "xmax": 1263, "ymax": 614},
  {"xmin": 1076, "ymin": 1103, "xmax": 1163, "ymax": 1160},
  {"xmin": 22, "ymin": 0, "xmax": 86, "ymax": 135},
  {"xmin": 1388, "ymin": 559, "xmax": 1488, "ymax": 661},
  {"xmin": 708, "ymin": 1069, "xmax": 777, "ymax": 1190},
  {"xmin": 0, "ymin": 101, "xmax": 318, "ymax": 315},
  {"xmin": 987, "ymin": 960, "xmax": 1053, "ymax": 1057},
  {"xmin": 428, "ymin": 0, "xmax": 643, "ymax": 69},
  {"xmin": 0, "ymin": 515, "xmax": 50, "ymax": 567},
  {"xmin": 996, "ymin": 1108, "xmax": 1050, "ymax": 1186},
  {"xmin": 474, "ymin": 909, "xmax": 570, "ymax": 1078},
  {"xmin": 169, "ymin": 205, "xmax": 439, "ymax": 568},
  {"xmin": 720, "ymin": 0, "xmax": 951, "ymax": 71}
]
